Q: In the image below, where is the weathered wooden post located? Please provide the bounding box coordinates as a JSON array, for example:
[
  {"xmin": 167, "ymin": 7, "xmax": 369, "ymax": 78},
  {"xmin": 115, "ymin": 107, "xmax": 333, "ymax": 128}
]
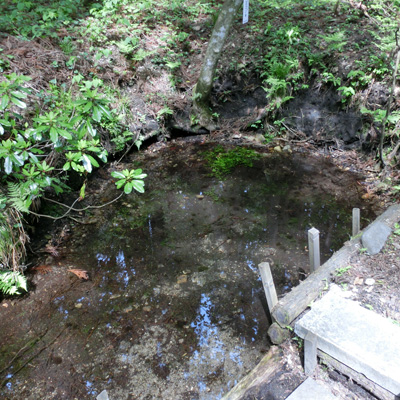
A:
[
  {"xmin": 259, "ymin": 262, "xmax": 290, "ymax": 344},
  {"xmin": 258, "ymin": 262, "xmax": 278, "ymax": 312},
  {"xmin": 308, "ymin": 228, "xmax": 320, "ymax": 272},
  {"xmin": 352, "ymin": 207, "xmax": 360, "ymax": 237}
]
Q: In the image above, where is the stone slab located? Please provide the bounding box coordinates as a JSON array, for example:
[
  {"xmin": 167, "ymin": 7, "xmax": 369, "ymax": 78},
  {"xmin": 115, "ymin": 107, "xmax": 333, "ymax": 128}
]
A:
[
  {"xmin": 286, "ymin": 378, "xmax": 338, "ymax": 400},
  {"xmin": 295, "ymin": 286, "xmax": 400, "ymax": 395},
  {"xmin": 362, "ymin": 220, "xmax": 392, "ymax": 255}
]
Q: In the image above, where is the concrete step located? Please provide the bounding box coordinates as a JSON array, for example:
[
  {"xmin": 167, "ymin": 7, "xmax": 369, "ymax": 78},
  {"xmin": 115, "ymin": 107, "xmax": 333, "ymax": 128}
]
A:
[
  {"xmin": 294, "ymin": 285, "xmax": 400, "ymax": 397},
  {"xmin": 286, "ymin": 377, "xmax": 338, "ymax": 399}
]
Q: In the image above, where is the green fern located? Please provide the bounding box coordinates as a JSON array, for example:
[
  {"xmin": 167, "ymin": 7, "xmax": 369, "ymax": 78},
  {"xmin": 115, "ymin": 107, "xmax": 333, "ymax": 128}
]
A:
[
  {"xmin": 0, "ymin": 270, "xmax": 27, "ymax": 295},
  {"xmin": 7, "ymin": 182, "xmax": 31, "ymax": 212}
]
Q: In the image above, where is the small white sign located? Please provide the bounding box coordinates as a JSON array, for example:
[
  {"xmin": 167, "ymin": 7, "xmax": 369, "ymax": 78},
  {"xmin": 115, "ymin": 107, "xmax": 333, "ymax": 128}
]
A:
[{"xmin": 243, "ymin": 0, "xmax": 249, "ymax": 24}]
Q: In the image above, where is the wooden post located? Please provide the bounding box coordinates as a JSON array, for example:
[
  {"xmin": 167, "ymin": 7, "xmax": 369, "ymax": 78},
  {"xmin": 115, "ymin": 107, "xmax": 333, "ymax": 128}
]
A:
[
  {"xmin": 308, "ymin": 227, "xmax": 320, "ymax": 272},
  {"xmin": 352, "ymin": 208, "xmax": 360, "ymax": 237},
  {"xmin": 258, "ymin": 262, "xmax": 278, "ymax": 313}
]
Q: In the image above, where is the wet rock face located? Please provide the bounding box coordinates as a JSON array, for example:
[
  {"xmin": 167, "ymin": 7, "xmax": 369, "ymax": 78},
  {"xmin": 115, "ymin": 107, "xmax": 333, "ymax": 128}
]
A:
[
  {"xmin": 281, "ymin": 87, "xmax": 362, "ymax": 146},
  {"xmin": 366, "ymin": 83, "xmax": 389, "ymax": 107}
]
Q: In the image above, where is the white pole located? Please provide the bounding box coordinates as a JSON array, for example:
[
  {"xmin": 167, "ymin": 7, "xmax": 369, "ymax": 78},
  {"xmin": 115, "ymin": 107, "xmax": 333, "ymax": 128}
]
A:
[
  {"xmin": 352, "ymin": 208, "xmax": 360, "ymax": 237},
  {"xmin": 308, "ymin": 227, "xmax": 320, "ymax": 272}
]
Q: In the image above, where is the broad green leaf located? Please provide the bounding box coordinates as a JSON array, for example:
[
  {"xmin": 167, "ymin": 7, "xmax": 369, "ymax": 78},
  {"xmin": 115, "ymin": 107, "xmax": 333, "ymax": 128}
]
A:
[
  {"xmin": 98, "ymin": 150, "xmax": 107, "ymax": 163},
  {"xmin": 50, "ymin": 127, "xmax": 58, "ymax": 143},
  {"xmin": 81, "ymin": 101, "xmax": 93, "ymax": 114},
  {"xmin": 98, "ymin": 104, "xmax": 112, "ymax": 120},
  {"xmin": 0, "ymin": 118, "xmax": 11, "ymax": 126},
  {"xmin": 132, "ymin": 180, "xmax": 145, "ymax": 193},
  {"xmin": 111, "ymin": 171, "xmax": 125, "ymax": 179},
  {"xmin": 81, "ymin": 154, "xmax": 92, "ymax": 173},
  {"xmin": 86, "ymin": 120, "xmax": 96, "ymax": 137},
  {"xmin": 4, "ymin": 156, "xmax": 12, "ymax": 174},
  {"xmin": 92, "ymin": 106, "xmax": 102, "ymax": 122},
  {"xmin": 11, "ymin": 153, "xmax": 24, "ymax": 166},
  {"xmin": 133, "ymin": 172, "xmax": 147, "ymax": 179},
  {"xmin": 35, "ymin": 125, "xmax": 49, "ymax": 132},
  {"xmin": 28, "ymin": 152, "xmax": 39, "ymax": 163},
  {"xmin": 59, "ymin": 129, "xmax": 72, "ymax": 140},
  {"xmin": 11, "ymin": 90, "xmax": 27, "ymax": 99},
  {"xmin": 115, "ymin": 179, "xmax": 125, "ymax": 189},
  {"xmin": 0, "ymin": 94, "xmax": 9, "ymax": 110},
  {"xmin": 10, "ymin": 96, "xmax": 27, "ymax": 109},
  {"xmin": 124, "ymin": 181, "xmax": 133, "ymax": 194},
  {"xmin": 20, "ymin": 150, "xmax": 29, "ymax": 161},
  {"xmin": 87, "ymin": 154, "xmax": 99, "ymax": 167}
]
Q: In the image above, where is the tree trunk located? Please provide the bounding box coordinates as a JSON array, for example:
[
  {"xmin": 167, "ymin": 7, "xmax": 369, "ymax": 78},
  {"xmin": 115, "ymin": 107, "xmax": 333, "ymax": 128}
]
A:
[
  {"xmin": 379, "ymin": 46, "xmax": 400, "ymax": 167},
  {"xmin": 192, "ymin": 0, "xmax": 242, "ymax": 130}
]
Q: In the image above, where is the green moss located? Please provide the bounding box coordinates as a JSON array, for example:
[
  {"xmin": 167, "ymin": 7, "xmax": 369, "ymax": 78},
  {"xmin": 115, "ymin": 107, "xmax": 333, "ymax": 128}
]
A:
[{"xmin": 202, "ymin": 146, "xmax": 260, "ymax": 179}]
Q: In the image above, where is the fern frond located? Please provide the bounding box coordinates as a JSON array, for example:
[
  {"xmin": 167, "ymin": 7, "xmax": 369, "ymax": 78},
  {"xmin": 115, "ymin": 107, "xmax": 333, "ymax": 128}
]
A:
[
  {"xmin": 6, "ymin": 182, "xmax": 32, "ymax": 213},
  {"xmin": 0, "ymin": 270, "xmax": 27, "ymax": 295}
]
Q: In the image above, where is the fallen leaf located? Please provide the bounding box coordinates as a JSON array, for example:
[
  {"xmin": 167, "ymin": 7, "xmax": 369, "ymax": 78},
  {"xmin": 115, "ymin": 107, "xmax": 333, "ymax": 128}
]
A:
[
  {"xmin": 31, "ymin": 265, "xmax": 53, "ymax": 275},
  {"xmin": 44, "ymin": 244, "xmax": 59, "ymax": 256},
  {"xmin": 177, "ymin": 275, "xmax": 187, "ymax": 284},
  {"xmin": 68, "ymin": 269, "xmax": 89, "ymax": 280},
  {"xmin": 353, "ymin": 276, "xmax": 364, "ymax": 285}
]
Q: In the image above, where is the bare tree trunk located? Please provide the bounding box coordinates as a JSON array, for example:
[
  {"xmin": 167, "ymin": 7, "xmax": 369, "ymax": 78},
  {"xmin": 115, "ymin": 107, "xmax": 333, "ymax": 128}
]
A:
[
  {"xmin": 192, "ymin": 0, "xmax": 242, "ymax": 130},
  {"xmin": 379, "ymin": 46, "xmax": 400, "ymax": 167}
]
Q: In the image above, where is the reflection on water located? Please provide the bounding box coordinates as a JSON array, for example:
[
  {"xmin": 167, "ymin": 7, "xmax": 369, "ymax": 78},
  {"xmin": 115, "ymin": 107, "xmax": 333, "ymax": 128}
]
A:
[
  {"xmin": 191, "ymin": 294, "xmax": 225, "ymax": 360},
  {"xmin": 188, "ymin": 293, "xmax": 246, "ymax": 398}
]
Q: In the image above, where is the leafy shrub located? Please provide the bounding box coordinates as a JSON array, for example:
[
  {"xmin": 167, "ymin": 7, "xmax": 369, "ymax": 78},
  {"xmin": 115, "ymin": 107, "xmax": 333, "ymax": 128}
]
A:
[{"xmin": 0, "ymin": 72, "xmax": 147, "ymax": 294}]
